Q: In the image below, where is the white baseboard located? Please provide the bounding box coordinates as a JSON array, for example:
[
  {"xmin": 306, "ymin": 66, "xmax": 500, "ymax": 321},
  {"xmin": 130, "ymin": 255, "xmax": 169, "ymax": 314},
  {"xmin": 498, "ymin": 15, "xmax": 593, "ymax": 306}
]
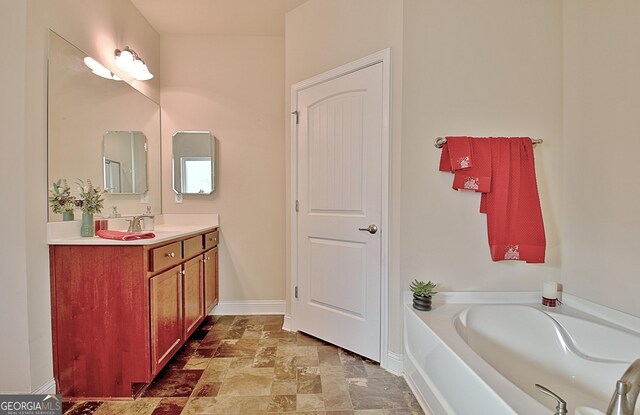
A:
[
  {"xmin": 385, "ymin": 351, "xmax": 403, "ymax": 375},
  {"xmin": 32, "ymin": 378, "xmax": 56, "ymax": 394},
  {"xmin": 282, "ymin": 314, "xmax": 292, "ymax": 331},
  {"xmin": 210, "ymin": 300, "xmax": 285, "ymax": 316}
]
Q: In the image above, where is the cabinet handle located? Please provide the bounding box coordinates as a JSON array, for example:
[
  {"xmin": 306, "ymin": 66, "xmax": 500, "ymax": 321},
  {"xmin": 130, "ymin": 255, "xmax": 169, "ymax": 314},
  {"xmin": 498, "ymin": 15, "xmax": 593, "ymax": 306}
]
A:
[{"xmin": 165, "ymin": 252, "xmax": 175, "ymax": 258}]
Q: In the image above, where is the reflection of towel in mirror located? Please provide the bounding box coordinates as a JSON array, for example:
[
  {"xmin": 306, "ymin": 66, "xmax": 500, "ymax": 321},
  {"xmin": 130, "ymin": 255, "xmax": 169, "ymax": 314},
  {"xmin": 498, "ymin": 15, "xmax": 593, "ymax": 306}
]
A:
[{"xmin": 96, "ymin": 230, "xmax": 155, "ymax": 241}]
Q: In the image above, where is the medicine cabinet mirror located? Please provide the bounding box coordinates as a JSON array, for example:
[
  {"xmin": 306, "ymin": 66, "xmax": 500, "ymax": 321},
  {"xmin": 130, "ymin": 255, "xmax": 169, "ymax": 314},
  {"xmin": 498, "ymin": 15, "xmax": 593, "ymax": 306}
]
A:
[
  {"xmin": 103, "ymin": 131, "xmax": 148, "ymax": 194},
  {"xmin": 172, "ymin": 131, "xmax": 215, "ymax": 194},
  {"xmin": 47, "ymin": 31, "xmax": 161, "ymax": 220}
]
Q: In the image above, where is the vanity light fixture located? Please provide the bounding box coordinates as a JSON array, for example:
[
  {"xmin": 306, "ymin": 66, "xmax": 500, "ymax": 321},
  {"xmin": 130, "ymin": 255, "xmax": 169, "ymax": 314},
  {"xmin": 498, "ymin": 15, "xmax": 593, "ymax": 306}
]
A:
[
  {"xmin": 114, "ymin": 46, "xmax": 153, "ymax": 81},
  {"xmin": 83, "ymin": 57, "xmax": 121, "ymax": 81}
]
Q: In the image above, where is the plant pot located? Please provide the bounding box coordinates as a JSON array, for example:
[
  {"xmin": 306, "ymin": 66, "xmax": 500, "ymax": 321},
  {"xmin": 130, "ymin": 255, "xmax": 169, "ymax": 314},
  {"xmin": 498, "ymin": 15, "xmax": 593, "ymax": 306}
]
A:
[
  {"xmin": 81, "ymin": 213, "xmax": 94, "ymax": 237},
  {"xmin": 412, "ymin": 294, "xmax": 432, "ymax": 311},
  {"xmin": 62, "ymin": 211, "xmax": 75, "ymax": 221}
]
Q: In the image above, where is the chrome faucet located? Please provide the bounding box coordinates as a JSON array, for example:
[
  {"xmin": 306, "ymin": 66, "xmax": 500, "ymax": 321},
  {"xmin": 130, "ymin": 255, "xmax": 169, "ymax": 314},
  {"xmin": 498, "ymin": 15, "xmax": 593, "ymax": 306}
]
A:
[
  {"xmin": 126, "ymin": 215, "xmax": 154, "ymax": 232},
  {"xmin": 607, "ymin": 359, "xmax": 640, "ymax": 415}
]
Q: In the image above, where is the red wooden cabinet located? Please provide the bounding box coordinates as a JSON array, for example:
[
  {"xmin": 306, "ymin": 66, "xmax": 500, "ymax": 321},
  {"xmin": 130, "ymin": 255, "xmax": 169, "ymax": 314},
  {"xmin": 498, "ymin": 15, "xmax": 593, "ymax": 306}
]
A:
[
  {"xmin": 150, "ymin": 266, "xmax": 183, "ymax": 376},
  {"xmin": 49, "ymin": 228, "xmax": 219, "ymax": 399},
  {"xmin": 182, "ymin": 256, "xmax": 204, "ymax": 340},
  {"xmin": 204, "ymin": 247, "xmax": 219, "ymax": 314}
]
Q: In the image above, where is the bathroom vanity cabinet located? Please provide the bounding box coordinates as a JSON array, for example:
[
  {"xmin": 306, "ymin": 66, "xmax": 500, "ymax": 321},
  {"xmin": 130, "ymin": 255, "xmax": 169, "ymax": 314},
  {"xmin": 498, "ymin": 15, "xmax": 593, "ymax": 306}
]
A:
[{"xmin": 49, "ymin": 228, "xmax": 219, "ymax": 399}]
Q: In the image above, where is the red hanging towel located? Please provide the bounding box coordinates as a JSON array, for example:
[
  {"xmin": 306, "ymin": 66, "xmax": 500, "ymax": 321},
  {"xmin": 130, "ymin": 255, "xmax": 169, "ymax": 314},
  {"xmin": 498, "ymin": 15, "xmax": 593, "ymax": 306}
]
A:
[
  {"xmin": 446, "ymin": 136, "xmax": 473, "ymax": 170},
  {"xmin": 484, "ymin": 138, "xmax": 546, "ymax": 263},
  {"xmin": 440, "ymin": 137, "xmax": 546, "ymax": 263},
  {"xmin": 439, "ymin": 138, "xmax": 491, "ymax": 193}
]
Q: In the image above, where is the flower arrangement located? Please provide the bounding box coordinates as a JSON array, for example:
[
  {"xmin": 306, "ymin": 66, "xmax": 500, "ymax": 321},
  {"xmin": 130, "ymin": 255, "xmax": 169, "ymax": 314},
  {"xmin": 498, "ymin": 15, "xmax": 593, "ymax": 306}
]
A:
[
  {"xmin": 48, "ymin": 179, "xmax": 76, "ymax": 214},
  {"xmin": 76, "ymin": 179, "xmax": 107, "ymax": 214}
]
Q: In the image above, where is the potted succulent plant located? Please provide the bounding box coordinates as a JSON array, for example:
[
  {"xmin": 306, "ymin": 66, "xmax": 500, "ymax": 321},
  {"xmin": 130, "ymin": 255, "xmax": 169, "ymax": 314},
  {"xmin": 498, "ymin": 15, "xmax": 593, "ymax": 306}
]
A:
[{"xmin": 410, "ymin": 279, "xmax": 438, "ymax": 311}]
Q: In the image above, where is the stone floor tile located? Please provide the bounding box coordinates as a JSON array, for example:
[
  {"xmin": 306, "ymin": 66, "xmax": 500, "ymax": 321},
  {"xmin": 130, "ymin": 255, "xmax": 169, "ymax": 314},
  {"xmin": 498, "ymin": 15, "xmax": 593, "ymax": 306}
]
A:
[
  {"xmin": 267, "ymin": 394, "xmax": 297, "ymax": 412},
  {"xmin": 149, "ymin": 398, "xmax": 189, "ymax": 415},
  {"xmin": 297, "ymin": 366, "xmax": 323, "ymax": 394},
  {"xmin": 93, "ymin": 398, "xmax": 159, "ymax": 415},
  {"xmin": 296, "ymin": 393, "xmax": 325, "ymax": 412},
  {"xmin": 217, "ymin": 367, "xmax": 274, "ymax": 396},
  {"xmin": 191, "ymin": 381, "xmax": 222, "ymax": 397},
  {"xmin": 64, "ymin": 401, "xmax": 102, "ymax": 415},
  {"xmin": 142, "ymin": 370, "xmax": 203, "ymax": 397},
  {"xmin": 271, "ymin": 379, "xmax": 298, "ymax": 395},
  {"xmin": 347, "ymin": 378, "xmax": 408, "ymax": 410},
  {"xmin": 200, "ymin": 357, "xmax": 233, "ymax": 381}
]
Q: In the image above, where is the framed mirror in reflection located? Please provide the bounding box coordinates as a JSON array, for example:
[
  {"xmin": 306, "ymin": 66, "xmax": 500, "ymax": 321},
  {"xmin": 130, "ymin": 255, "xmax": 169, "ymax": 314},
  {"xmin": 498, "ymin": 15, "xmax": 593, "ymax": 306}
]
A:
[
  {"xmin": 47, "ymin": 31, "xmax": 161, "ymax": 221},
  {"xmin": 172, "ymin": 131, "xmax": 215, "ymax": 195},
  {"xmin": 103, "ymin": 131, "xmax": 148, "ymax": 194}
]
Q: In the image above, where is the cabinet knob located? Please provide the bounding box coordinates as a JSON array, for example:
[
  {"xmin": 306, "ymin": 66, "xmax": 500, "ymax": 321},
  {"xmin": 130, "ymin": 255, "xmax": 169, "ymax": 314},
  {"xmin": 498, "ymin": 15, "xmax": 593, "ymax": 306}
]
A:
[
  {"xmin": 181, "ymin": 270, "xmax": 185, "ymax": 275},
  {"xmin": 206, "ymin": 256, "xmax": 211, "ymax": 261},
  {"xmin": 165, "ymin": 252, "xmax": 175, "ymax": 258},
  {"xmin": 202, "ymin": 258, "xmax": 207, "ymax": 263}
]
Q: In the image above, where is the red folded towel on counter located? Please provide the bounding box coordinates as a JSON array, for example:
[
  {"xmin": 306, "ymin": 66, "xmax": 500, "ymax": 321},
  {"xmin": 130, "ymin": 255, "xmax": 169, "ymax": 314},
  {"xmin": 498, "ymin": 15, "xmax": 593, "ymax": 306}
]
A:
[{"xmin": 96, "ymin": 230, "xmax": 156, "ymax": 241}]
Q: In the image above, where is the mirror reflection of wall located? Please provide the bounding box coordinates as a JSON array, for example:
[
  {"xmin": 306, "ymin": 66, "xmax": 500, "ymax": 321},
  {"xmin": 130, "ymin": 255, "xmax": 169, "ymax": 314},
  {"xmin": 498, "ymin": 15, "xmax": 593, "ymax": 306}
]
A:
[
  {"xmin": 172, "ymin": 131, "xmax": 215, "ymax": 195},
  {"xmin": 47, "ymin": 31, "xmax": 161, "ymax": 221},
  {"xmin": 103, "ymin": 131, "xmax": 148, "ymax": 194}
]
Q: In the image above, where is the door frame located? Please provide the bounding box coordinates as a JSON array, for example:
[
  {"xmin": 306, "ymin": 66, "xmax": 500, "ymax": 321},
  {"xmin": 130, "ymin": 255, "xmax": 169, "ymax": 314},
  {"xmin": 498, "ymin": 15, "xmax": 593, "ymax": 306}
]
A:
[{"xmin": 290, "ymin": 49, "xmax": 391, "ymax": 368}]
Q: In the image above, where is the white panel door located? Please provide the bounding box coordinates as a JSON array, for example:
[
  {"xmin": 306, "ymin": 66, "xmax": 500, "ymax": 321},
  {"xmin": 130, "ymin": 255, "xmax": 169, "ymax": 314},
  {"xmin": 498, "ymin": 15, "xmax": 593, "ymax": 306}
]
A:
[{"xmin": 295, "ymin": 62, "xmax": 383, "ymax": 361}]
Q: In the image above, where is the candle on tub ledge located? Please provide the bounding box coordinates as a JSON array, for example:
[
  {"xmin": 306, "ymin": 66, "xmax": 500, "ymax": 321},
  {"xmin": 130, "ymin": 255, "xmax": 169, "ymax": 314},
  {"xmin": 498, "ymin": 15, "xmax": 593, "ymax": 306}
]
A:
[{"xmin": 542, "ymin": 281, "xmax": 558, "ymax": 307}]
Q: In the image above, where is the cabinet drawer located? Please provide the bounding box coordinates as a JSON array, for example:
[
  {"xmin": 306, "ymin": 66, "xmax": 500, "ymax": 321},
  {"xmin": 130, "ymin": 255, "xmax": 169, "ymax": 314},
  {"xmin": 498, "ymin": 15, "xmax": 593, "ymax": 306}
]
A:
[
  {"xmin": 150, "ymin": 241, "xmax": 182, "ymax": 272},
  {"xmin": 183, "ymin": 235, "xmax": 204, "ymax": 259},
  {"xmin": 204, "ymin": 230, "xmax": 219, "ymax": 249}
]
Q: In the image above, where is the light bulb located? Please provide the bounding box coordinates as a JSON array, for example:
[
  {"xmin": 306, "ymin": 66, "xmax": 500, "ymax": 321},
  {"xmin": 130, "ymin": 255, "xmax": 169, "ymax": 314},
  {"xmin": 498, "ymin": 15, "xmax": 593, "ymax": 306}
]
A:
[
  {"xmin": 84, "ymin": 57, "xmax": 113, "ymax": 80},
  {"xmin": 115, "ymin": 48, "xmax": 134, "ymax": 71}
]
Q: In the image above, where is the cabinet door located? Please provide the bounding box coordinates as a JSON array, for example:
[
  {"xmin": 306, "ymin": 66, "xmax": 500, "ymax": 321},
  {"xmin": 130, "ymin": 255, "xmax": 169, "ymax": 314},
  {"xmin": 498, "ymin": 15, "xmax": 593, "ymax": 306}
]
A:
[
  {"xmin": 183, "ymin": 256, "xmax": 204, "ymax": 339},
  {"xmin": 204, "ymin": 247, "xmax": 219, "ymax": 314},
  {"xmin": 150, "ymin": 266, "xmax": 182, "ymax": 375}
]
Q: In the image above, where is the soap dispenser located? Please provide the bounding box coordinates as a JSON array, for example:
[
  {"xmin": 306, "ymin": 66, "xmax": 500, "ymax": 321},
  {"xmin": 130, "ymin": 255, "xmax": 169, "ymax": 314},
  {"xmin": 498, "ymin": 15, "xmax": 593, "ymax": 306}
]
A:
[{"xmin": 142, "ymin": 205, "xmax": 154, "ymax": 231}]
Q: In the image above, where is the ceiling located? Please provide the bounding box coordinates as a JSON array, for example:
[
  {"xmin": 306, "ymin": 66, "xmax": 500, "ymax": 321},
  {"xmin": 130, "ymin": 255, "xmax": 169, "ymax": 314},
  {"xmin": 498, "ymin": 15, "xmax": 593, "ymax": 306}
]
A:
[{"xmin": 131, "ymin": 0, "xmax": 308, "ymax": 36}]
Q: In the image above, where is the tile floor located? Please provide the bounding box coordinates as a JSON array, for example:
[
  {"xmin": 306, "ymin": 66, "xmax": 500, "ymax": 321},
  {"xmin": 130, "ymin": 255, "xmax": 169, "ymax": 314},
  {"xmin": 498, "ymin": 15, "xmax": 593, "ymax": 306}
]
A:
[{"xmin": 62, "ymin": 315, "xmax": 424, "ymax": 415}]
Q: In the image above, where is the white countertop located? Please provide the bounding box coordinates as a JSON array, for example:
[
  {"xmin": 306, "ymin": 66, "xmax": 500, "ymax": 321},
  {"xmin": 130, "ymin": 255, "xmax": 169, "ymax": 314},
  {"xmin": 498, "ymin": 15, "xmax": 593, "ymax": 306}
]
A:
[{"xmin": 47, "ymin": 214, "xmax": 219, "ymax": 246}]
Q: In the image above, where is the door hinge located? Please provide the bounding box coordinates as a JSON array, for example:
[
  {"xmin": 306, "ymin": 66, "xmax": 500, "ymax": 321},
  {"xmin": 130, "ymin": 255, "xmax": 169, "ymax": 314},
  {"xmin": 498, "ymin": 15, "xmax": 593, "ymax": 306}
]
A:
[
  {"xmin": 295, "ymin": 200, "xmax": 299, "ymax": 212},
  {"xmin": 292, "ymin": 110, "xmax": 299, "ymax": 124},
  {"xmin": 295, "ymin": 286, "xmax": 298, "ymax": 299}
]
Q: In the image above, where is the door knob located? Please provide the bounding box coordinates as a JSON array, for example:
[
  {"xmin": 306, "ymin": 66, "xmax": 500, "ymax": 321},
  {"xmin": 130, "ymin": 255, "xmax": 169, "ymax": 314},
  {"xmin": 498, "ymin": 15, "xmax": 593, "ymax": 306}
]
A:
[{"xmin": 358, "ymin": 224, "xmax": 378, "ymax": 234}]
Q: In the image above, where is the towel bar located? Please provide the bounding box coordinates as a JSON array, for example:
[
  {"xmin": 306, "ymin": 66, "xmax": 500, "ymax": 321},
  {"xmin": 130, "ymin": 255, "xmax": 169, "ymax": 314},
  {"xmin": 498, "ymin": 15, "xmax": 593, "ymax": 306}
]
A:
[{"xmin": 434, "ymin": 137, "xmax": 543, "ymax": 149}]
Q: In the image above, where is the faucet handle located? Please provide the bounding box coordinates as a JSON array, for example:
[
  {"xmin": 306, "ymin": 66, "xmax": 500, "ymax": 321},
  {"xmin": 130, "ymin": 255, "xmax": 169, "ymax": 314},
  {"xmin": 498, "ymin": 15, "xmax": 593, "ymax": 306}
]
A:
[
  {"xmin": 606, "ymin": 381, "xmax": 632, "ymax": 415},
  {"xmin": 535, "ymin": 384, "xmax": 568, "ymax": 415}
]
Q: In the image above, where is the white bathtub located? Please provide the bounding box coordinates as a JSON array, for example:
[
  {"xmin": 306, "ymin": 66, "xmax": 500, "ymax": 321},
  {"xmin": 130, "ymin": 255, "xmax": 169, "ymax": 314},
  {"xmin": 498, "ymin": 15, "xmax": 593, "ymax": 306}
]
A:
[{"xmin": 403, "ymin": 293, "xmax": 640, "ymax": 415}]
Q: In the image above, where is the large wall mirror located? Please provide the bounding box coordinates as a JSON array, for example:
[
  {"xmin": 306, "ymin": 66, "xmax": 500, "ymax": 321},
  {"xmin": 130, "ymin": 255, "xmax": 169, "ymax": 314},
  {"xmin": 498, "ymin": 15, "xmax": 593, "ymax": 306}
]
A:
[
  {"xmin": 103, "ymin": 131, "xmax": 148, "ymax": 194},
  {"xmin": 47, "ymin": 31, "xmax": 161, "ymax": 220},
  {"xmin": 172, "ymin": 131, "xmax": 215, "ymax": 194}
]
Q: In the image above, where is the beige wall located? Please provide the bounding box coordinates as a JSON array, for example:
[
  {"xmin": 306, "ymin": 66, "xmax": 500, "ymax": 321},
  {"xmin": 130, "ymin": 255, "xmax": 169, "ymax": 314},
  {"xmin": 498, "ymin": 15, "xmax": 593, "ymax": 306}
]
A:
[
  {"xmin": 285, "ymin": 0, "xmax": 405, "ymax": 352},
  {"xmin": 286, "ymin": 0, "xmax": 564, "ymax": 356},
  {"xmin": 0, "ymin": 0, "xmax": 158, "ymax": 393},
  {"xmin": 0, "ymin": 0, "xmax": 31, "ymax": 393},
  {"xmin": 160, "ymin": 35, "xmax": 286, "ymax": 302},
  {"xmin": 401, "ymin": 0, "xmax": 563, "ymax": 288},
  {"xmin": 562, "ymin": 1, "xmax": 640, "ymax": 316}
]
